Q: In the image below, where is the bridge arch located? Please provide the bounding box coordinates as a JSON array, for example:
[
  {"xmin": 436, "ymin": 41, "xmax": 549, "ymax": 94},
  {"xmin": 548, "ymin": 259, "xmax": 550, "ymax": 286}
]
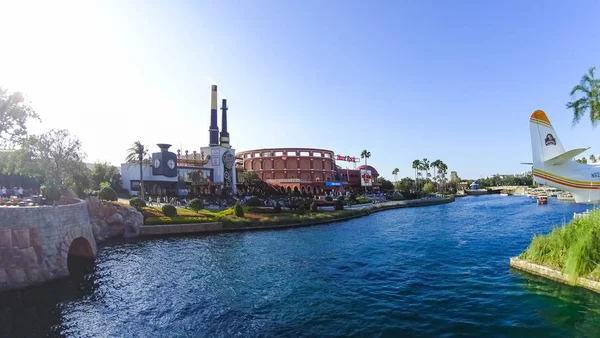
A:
[{"xmin": 60, "ymin": 225, "xmax": 97, "ymax": 276}]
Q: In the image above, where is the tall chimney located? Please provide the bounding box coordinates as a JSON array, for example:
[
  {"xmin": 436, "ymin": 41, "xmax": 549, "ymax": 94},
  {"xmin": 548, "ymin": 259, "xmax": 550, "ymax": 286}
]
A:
[
  {"xmin": 219, "ymin": 98, "xmax": 230, "ymax": 148},
  {"xmin": 209, "ymin": 85, "xmax": 219, "ymax": 146}
]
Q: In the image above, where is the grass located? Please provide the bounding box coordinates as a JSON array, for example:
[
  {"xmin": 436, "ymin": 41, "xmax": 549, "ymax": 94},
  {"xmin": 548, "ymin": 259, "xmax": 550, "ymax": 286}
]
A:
[{"xmin": 519, "ymin": 209, "xmax": 600, "ymax": 283}]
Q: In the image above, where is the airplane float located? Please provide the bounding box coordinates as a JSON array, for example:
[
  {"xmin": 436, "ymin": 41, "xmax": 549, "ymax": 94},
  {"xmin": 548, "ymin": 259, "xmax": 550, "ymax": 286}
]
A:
[{"xmin": 528, "ymin": 109, "xmax": 600, "ymax": 204}]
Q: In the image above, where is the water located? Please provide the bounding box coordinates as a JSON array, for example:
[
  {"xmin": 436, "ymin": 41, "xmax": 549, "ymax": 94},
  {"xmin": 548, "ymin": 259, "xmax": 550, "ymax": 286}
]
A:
[{"xmin": 2, "ymin": 196, "xmax": 600, "ymax": 337}]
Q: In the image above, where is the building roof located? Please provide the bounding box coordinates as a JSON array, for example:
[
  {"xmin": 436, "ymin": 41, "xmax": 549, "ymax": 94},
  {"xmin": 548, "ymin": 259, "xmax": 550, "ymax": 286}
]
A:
[{"xmin": 356, "ymin": 165, "xmax": 379, "ymax": 176}]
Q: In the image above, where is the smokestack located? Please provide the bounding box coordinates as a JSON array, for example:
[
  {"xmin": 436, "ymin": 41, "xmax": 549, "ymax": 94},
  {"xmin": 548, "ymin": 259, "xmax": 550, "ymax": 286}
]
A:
[
  {"xmin": 209, "ymin": 85, "xmax": 219, "ymax": 146},
  {"xmin": 219, "ymin": 98, "xmax": 230, "ymax": 147}
]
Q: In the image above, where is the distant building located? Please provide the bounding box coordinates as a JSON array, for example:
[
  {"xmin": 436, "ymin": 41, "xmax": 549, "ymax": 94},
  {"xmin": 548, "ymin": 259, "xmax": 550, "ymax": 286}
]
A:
[{"xmin": 450, "ymin": 171, "xmax": 458, "ymax": 182}]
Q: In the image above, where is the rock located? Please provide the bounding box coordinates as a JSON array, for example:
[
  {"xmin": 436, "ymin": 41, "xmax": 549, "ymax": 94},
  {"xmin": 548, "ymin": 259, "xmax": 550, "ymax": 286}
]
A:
[
  {"xmin": 106, "ymin": 213, "xmax": 124, "ymax": 225},
  {"xmin": 86, "ymin": 197, "xmax": 143, "ymax": 243},
  {"xmin": 7, "ymin": 268, "xmax": 26, "ymax": 284},
  {"xmin": 12, "ymin": 229, "xmax": 30, "ymax": 249},
  {"xmin": 0, "ymin": 229, "xmax": 12, "ymax": 248}
]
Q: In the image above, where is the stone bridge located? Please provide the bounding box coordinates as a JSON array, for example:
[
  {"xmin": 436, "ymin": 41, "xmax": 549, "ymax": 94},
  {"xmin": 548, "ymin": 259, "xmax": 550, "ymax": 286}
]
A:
[{"xmin": 0, "ymin": 200, "xmax": 97, "ymax": 291}]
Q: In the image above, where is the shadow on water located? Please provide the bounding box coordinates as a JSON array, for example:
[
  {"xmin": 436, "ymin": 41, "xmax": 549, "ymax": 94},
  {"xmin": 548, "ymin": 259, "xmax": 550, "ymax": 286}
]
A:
[
  {"xmin": 0, "ymin": 264, "xmax": 97, "ymax": 338},
  {"xmin": 510, "ymin": 268, "xmax": 600, "ymax": 336}
]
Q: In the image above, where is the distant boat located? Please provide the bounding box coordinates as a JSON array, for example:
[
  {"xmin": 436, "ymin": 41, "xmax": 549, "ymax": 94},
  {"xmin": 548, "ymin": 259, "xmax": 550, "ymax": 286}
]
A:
[
  {"xmin": 537, "ymin": 194, "xmax": 548, "ymax": 205},
  {"xmin": 464, "ymin": 181, "xmax": 500, "ymax": 196}
]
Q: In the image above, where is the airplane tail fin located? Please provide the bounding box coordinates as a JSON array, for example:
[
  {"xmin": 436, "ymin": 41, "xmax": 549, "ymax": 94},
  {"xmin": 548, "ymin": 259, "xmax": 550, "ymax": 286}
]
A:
[{"xmin": 530, "ymin": 110, "xmax": 566, "ymax": 167}]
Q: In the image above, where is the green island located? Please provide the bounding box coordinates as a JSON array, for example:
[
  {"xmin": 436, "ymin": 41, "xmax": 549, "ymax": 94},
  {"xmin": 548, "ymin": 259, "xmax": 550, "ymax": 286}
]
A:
[{"xmin": 514, "ymin": 209, "xmax": 600, "ymax": 292}]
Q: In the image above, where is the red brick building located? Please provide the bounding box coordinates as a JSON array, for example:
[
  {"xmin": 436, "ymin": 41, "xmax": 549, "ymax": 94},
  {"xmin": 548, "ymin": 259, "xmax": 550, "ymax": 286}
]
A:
[{"xmin": 237, "ymin": 148, "xmax": 337, "ymax": 195}]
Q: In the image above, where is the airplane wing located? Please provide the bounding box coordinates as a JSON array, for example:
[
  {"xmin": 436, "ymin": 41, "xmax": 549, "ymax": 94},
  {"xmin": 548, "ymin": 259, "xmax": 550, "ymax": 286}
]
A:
[{"xmin": 544, "ymin": 147, "xmax": 590, "ymax": 166}]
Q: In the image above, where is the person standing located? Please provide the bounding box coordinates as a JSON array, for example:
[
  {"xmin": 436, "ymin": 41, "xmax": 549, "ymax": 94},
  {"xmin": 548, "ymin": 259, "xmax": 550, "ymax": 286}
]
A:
[{"xmin": 0, "ymin": 186, "xmax": 6, "ymax": 198}]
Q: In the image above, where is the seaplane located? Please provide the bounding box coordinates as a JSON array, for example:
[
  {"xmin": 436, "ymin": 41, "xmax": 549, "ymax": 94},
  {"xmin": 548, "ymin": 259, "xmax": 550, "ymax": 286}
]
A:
[{"xmin": 526, "ymin": 110, "xmax": 600, "ymax": 204}]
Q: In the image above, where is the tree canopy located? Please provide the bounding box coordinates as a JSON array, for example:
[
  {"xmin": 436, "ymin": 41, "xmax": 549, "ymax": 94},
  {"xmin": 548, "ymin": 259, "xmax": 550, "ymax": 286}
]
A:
[
  {"xmin": 567, "ymin": 66, "xmax": 600, "ymax": 127},
  {"xmin": 0, "ymin": 87, "xmax": 39, "ymax": 146}
]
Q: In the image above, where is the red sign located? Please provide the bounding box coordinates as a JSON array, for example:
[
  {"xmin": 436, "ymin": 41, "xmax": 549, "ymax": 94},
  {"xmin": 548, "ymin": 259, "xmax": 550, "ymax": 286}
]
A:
[{"xmin": 336, "ymin": 155, "xmax": 358, "ymax": 163}]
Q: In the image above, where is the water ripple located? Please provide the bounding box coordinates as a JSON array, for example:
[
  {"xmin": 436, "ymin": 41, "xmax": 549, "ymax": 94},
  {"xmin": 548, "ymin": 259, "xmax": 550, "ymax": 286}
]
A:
[{"xmin": 2, "ymin": 196, "xmax": 600, "ymax": 337}]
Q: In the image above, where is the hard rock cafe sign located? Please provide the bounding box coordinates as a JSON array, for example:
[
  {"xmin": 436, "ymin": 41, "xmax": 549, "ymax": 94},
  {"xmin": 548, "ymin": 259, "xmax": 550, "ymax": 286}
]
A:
[
  {"xmin": 336, "ymin": 154, "xmax": 358, "ymax": 163},
  {"xmin": 360, "ymin": 169, "xmax": 372, "ymax": 187}
]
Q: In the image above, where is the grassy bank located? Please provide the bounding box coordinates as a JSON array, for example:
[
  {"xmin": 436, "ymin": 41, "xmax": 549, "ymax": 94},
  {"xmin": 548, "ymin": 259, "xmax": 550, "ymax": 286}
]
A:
[
  {"xmin": 519, "ymin": 209, "xmax": 600, "ymax": 283},
  {"xmin": 141, "ymin": 197, "xmax": 454, "ymax": 229}
]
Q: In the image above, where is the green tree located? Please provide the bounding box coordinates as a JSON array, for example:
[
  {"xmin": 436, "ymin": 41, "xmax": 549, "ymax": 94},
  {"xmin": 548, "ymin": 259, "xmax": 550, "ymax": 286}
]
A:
[
  {"xmin": 590, "ymin": 154, "xmax": 597, "ymax": 163},
  {"xmin": 91, "ymin": 162, "xmax": 119, "ymax": 189},
  {"xmin": 392, "ymin": 168, "xmax": 399, "ymax": 184},
  {"xmin": 423, "ymin": 182, "xmax": 434, "ymax": 194},
  {"xmin": 241, "ymin": 170, "xmax": 261, "ymax": 184},
  {"xmin": 431, "ymin": 159, "xmax": 442, "ymax": 190},
  {"xmin": 576, "ymin": 157, "xmax": 588, "ymax": 164},
  {"xmin": 567, "ymin": 66, "xmax": 600, "ymax": 126},
  {"xmin": 421, "ymin": 158, "xmax": 430, "ymax": 182},
  {"xmin": 412, "ymin": 159, "xmax": 420, "ymax": 193},
  {"xmin": 395, "ymin": 177, "xmax": 415, "ymax": 194},
  {"xmin": 28, "ymin": 129, "xmax": 89, "ymax": 195},
  {"xmin": 377, "ymin": 177, "xmax": 394, "ymax": 191},
  {"xmin": 361, "ymin": 150, "xmax": 371, "ymax": 166},
  {"xmin": 125, "ymin": 141, "xmax": 148, "ymax": 200},
  {"xmin": 0, "ymin": 87, "xmax": 40, "ymax": 146},
  {"xmin": 437, "ymin": 162, "xmax": 448, "ymax": 192}
]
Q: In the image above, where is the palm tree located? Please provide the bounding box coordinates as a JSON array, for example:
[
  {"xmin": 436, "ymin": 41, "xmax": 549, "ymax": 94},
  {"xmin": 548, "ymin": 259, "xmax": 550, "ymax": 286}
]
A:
[
  {"xmin": 421, "ymin": 158, "xmax": 430, "ymax": 185},
  {"xmin": 438, "ymin": 162, "xmax": 448, "ymax": 193},
  {"xmin": 567, "ymin": 66, "xmax": 600, "ymax": 126},
  {"xmin": 125, "ymin": 141, "xmax": 148, "ymax": 200},
  {"xmin": 431, "ymin": 159, "xmax": 442, "ymax": 191},
  {"xmin": 412, "ymin": 160, "xmax": 420, "ymax": 193},
  {"xmin": 392, "ymin": 168, "xmax": 399, "ymax": 184},
  {"xmin": 361, "ymin": 150, "xmax": 371, "ymax": 166},
  {"xmin": 590, "ymin": 154, "xmax": 597, "ymax": 163},
  {"xmin": 577, "ymin": 157, "xmax": 588, "ymax": 164}
]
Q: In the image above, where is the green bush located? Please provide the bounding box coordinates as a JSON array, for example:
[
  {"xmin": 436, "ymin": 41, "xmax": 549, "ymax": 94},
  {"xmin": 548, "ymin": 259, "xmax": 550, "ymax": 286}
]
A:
[
  {"xmin": 99, "ymin": 186, "xmax": 118, "ymax": 201},
  {"xmin": 334, "ymin": 199, "xmax": 344, "ymax": 211},
  {"xmin": 99, "ymin": 181, "xmax": 111, "ymax": 189},
  {"xmin": 162, "ymin": 204, "xmax": 177, "ymax": 217},
  {"xmin": 129, "ymin": 197, "xmax": 146, "ymax": 210},
  {"xmin": 41, "ymin": 183, "xmax": 61, "ymax": 204},
  {"xmin": 356, "ymin": 197, "xmax": 372, "ymax": 204},
  {"xmin": 234, "ymin": 202, "xmax": 244, "ymax": 217},
  {"xmin": 247, "ymin": 207, "xmax": 278, "ymax": 214},
  {"xmin": 324, "ymin": 196, "xmax": 333, "ymax": 202},
  {"xmin": 188, "ymin": 198, "xmax": 205, "ymax": 213},
  {"xmin": 337, "ymin": 196, "xmax": 345, "ymax": 203},
  {"xmin": 246, "ymin": 196, "xmax": 264, "ymax": 207},
  {"xmin": 274, "ymin": 201, "xmax": 282, "ymax": 213},
  {"xmin": 310, "ymin": 202, "xmax": 318, "ymax": 212}
]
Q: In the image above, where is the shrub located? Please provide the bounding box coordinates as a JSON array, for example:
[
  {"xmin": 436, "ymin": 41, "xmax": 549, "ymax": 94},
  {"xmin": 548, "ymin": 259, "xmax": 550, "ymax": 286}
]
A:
[
  {"xmin": 99, "ymin": 181, "xmax": 111, "ymax": 189},
  {"xmin": 234, "ymin": 202, "xmax": 244, "ymax": 217},
  {"xmin": 162, "ymin": 204, "xmax": 177, "ymax": 217},
  {"xmin": 324, "ymin": 196, "xmax": 333, "ymax": 202},
  {"xmin": 334, "ymin": 199, "xmax": 344, "ymax": 211},
  {"xmin": 98, "ymin": 186, "xmax": 118, "ymax": 201},
  {"xmin": 129, "ymin": 197, "xmax": 146, "ymax": 210},
  {"xmin": 356, "ymin": 197, "xmax": 372, "ymax": 204},
  {"xmin": 274, "ymin": 201, "xmax": 282, "ymax": 213},
  {"xmin": 310, "ymin": 202, "xmax": 318, "ymax": 212},
  {"xmin": 337, "ymin": 196, "xmax": 345, "ymax": 203},
  {"xmin": 247, "ymin": 207, "xmax": 278, "ymax": 214},
  {"xmin": 188, "ymin": 198, "xmax": 205, "ymax": 213},
  {"xmin": 41, "ymin": 183, "xmax": 61, "ymax": 204},
  {"xmin": 246, "ymin": 196, "xmax": 264, "ymax": 207}
]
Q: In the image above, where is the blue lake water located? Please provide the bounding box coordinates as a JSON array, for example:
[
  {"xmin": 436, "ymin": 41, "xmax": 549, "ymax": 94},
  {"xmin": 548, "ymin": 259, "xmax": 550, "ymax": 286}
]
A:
[{"xmin": 2, "ymin": 195, "xmax": 600, "ymax": 337}]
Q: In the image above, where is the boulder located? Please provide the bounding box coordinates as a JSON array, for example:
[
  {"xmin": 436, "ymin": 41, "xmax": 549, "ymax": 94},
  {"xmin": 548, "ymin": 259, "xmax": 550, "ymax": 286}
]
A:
[{"xmin": 86, "ymin": 197, "xmax": 143, "ymax": 243}]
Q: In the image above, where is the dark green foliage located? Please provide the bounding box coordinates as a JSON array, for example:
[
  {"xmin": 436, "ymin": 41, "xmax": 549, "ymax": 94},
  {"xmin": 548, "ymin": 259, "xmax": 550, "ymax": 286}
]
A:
[
  {"xmin": 234, "ymin": 202, "xmax": 244, "ymax": 217},
  {"xmin": 310, "ymin": 202, "xmax": 318, "ymax": 212},
  {"xmin": 247, "ymin": 207, "xmax": 278, "ymax": 214},
  {"xmin": 98, "ymin": 186, "xmax": 118, "ymax": 201},
  {"xmin": 99, "ymin": 181, "xmax": 111, "ymax": 189},
  {"xmin": 274, "ymin": 201, "xmax": 282, "ymax": 213},
  {"xmin": 246, "ymin": 196, "xmax": 264, "ymax": 207},
  {"xmin": 162, "ymin": 204, "xmax": 177, "ymax": 217},
  {"xmin": 40, "ymin": 183, "xmax": 61, "ymax": 203},
  {"xmin": 129, "ymin": 197, "xmax": 146, "ymax": 211},
  {"xmin": 324, "ymin": 196, "xmax": 333, "ymax": 202},
  {"xmin": 334, "ymin": 199, "xmax": 344, "ymax": 211},
  {"xmin": 188, "ymin": 198, "xmax": 204, "ymax": 213},
  {"xmin": 355, "ymin": 197, "xmax": 371, "ymax": 204}
]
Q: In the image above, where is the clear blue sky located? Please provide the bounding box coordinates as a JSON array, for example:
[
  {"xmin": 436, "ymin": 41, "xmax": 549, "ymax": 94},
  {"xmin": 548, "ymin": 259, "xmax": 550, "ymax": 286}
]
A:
[{"xmin": 2, "ymin": 0, "xmax": 600, "ymax": 179}]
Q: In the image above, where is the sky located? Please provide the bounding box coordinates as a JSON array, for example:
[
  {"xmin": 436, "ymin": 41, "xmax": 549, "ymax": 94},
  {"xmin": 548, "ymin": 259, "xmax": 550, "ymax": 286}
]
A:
[{"xmin": 1, "ymin": 0, "xmax": 600, "ymax": 180}]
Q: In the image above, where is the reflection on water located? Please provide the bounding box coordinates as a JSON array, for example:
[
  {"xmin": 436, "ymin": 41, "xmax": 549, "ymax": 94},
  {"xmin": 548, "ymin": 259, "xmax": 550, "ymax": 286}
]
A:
[{"xmin": 1, "ymin": 196, "xmax": 600, "ymax": 337}]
